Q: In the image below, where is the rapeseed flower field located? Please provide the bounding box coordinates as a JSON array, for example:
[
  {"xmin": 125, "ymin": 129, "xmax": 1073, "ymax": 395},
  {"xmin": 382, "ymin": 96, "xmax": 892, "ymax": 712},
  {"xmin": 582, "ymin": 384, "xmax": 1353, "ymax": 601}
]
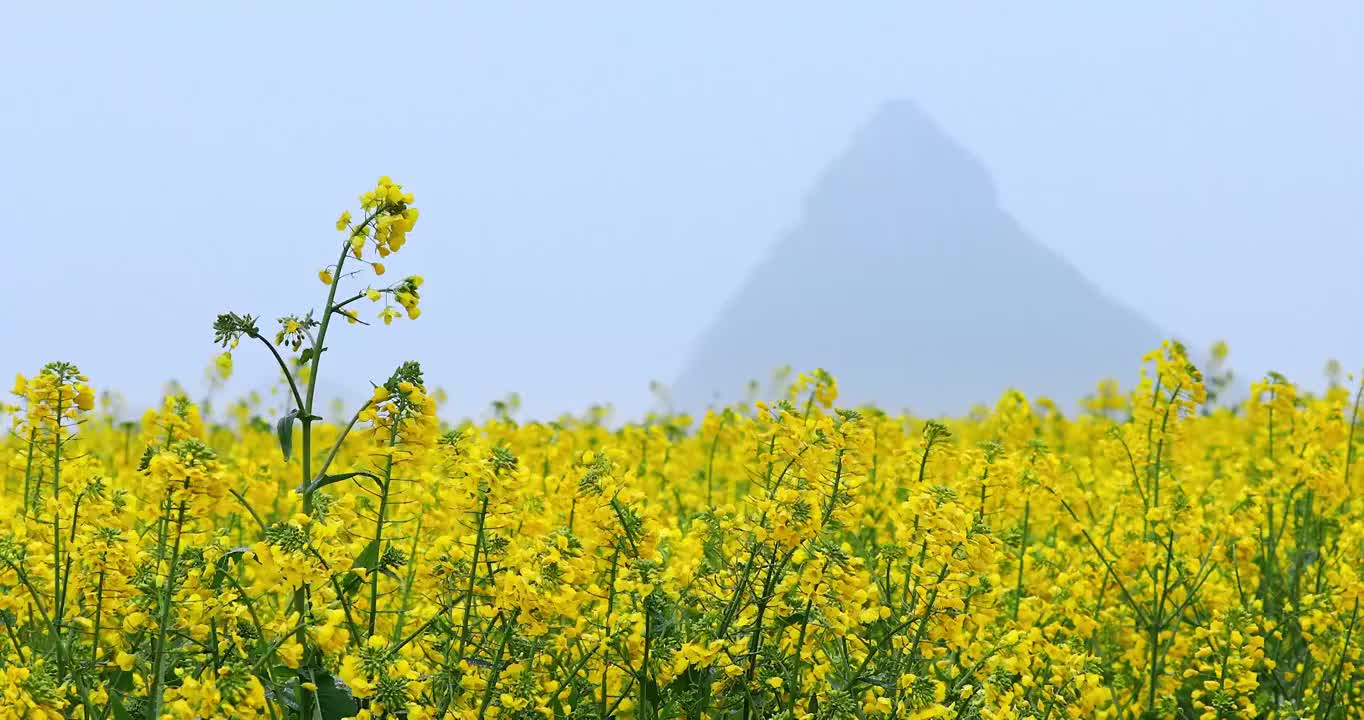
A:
[{"xmin": 3, "ymin": 180, "xmax": 1360, "ymax": 719}]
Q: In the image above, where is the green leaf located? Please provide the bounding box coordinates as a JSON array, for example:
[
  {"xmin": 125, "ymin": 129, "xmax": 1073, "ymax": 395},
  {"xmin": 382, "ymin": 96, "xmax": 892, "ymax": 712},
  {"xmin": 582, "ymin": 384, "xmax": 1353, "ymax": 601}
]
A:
[
  {"xmin": 667, "ymin": 665, "xmax": 709, "ymax": 693},
  {"xmin": 291, "ymin": 667, "xmax": 351, "ymax": 720},
  {"xmin": 665, "ymin": 665, "xmax": 713, "ymax": 719},
  {"xmin": 110, "ymin": 697, "xmax": 133, "ymax": 720},
  {"xmin": 340, "ymin": 539, "xmax": 381, "ymax": 596},
  {"xmin": 210, "ymin": 546, "xmax": 252, "ymax": 589},
  {"xmin": 304, "ymin": 471, "xmax": 382, "ymax": 495},
  {"xmin": 299, "ymin": 346, "xmax": 326, "ymax": 366},
  {"xmin": 315, "ymin": 674, "xmax": 359, "ymax": 720},
  {"xmin": 277, "ymin": 409, "xmax": 299, "ymax": 462},
  {"xmin": 642, "ymin": 674, "xmax": 663, "ymax": 714}
]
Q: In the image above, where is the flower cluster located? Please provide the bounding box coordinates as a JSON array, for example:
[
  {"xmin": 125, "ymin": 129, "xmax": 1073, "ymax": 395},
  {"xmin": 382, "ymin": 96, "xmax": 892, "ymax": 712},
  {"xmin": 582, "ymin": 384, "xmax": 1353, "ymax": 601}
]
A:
[{"xmin": 322, "ymin": 177, "xmax": 423, "ymax": 327}]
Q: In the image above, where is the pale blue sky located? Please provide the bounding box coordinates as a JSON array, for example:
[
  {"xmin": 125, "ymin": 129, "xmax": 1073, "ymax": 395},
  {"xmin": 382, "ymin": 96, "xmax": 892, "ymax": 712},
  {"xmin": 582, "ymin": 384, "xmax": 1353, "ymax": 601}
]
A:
[{"xmin": 4, "ymin": 3, "xmax": 1362, "ymax": 419}]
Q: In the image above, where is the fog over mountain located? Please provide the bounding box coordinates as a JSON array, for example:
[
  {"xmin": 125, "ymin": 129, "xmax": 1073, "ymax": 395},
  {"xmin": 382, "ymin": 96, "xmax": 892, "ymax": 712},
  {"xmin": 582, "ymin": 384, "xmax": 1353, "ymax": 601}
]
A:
[{"xmin": 674, "ymin": 101, "xmax": 1166, "ymax": 416}]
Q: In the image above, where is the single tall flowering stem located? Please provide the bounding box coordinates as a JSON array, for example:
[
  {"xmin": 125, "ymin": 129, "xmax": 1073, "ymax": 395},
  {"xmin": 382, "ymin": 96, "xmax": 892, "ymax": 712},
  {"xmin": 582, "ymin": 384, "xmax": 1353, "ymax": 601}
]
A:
[
  {"xmin": 301, "ymin": 224, "xmax": 368, "ymax": 512},
  {"xmin": 287, "ymin": 221, "xmax": 360, "ymax": 719},
  {"xmin": 211, "ymin": 177, "xmax": 421, "ymax": 720}
]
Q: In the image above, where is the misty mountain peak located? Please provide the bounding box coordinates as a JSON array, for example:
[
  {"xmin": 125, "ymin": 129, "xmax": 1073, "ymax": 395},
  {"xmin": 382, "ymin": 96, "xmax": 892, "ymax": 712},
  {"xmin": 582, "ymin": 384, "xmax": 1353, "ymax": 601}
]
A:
[
  {"xmin": 804, "ymin": 100, "xmax": 997, "ymax": 232},
  {"xmin": 674, "ymin": 100, "xmax": 1164, "ymax": 415}
]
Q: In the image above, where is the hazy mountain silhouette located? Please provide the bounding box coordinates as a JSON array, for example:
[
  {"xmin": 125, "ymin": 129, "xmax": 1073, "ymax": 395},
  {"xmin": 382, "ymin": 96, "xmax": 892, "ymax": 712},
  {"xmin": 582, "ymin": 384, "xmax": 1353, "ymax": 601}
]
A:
[{"xmin": 673, "ymin": 100, "xmax": 1165, "ymax": 416}]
